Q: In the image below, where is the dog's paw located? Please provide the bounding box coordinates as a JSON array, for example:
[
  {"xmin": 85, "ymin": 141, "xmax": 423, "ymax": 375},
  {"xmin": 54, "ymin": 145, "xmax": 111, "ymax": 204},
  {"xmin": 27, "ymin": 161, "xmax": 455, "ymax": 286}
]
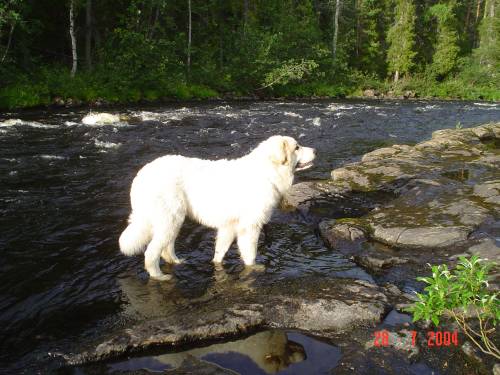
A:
[
  {"xmin": 249, "ymin": 264, "xmax": 266, "ymax": 272},
  {"xmin": 149, "ymin": 273, "xmax": 173, "ymax": 281}
]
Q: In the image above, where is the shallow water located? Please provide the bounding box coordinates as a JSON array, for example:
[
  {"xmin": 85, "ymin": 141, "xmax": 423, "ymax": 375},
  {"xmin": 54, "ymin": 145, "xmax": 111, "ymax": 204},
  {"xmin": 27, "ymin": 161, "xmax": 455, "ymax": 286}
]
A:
[{"xmin": 0, "ymin": 99, "xmax": 499, "ymax": 372}]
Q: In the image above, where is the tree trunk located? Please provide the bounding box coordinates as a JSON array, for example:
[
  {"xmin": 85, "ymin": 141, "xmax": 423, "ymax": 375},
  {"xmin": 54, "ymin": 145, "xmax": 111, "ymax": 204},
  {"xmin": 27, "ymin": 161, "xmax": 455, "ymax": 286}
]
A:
[
  {"xmin": 394, "ymin": 70, "xmax": 399, "ymax": 82},
  {"xmin": 355, "ymin": 0, "xmax": 361, "ymax": 58},
  {"xmin": 332, "ymin": 0, "xmax": 341, "ymax": 61},
  {"xmin": 70, "ymin": 0, "xmax": 77, "ymax": 77},
  {"xmin": 85, "ymin": 0, "xmax": 92, "ymax": 70},
  {"xmin": 1, "ymin": 23, "xmax": 15, "ymax": 64},
  {"xmin": 243, "ymin": 0, "xmax": 249, "ymax": 31},
  {"xmin": 187, "ymin": 0, "xmax": 192, "ymax": 81}
]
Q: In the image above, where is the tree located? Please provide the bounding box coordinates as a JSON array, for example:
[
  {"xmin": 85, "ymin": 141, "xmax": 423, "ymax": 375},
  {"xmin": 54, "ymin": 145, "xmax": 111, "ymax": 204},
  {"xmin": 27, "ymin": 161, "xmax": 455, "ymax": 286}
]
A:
[
  {"xmin": 429, "ymin": 2, "xmax": 460, "ymax": 78},
  {"xmin": 332, "ymin": 0, "xmax": 341, "ymax": 60},
  {"xmin": 187, "ymin": 0, "xmax": 192, "ymax": 80},
  {"xmin": 85, "ymin": 0, "xmax": 92, "ymax": 70},
  {"xmin": 475, "ymin": 0, "xmax": 499, "ymax": 68},
  {"xmin": 386, "ymin": 0, "xmax": 417, "ymax": 81},
  {"xmin": 69, "ymin": 0, "xmax": 77, "ymax": 77}
]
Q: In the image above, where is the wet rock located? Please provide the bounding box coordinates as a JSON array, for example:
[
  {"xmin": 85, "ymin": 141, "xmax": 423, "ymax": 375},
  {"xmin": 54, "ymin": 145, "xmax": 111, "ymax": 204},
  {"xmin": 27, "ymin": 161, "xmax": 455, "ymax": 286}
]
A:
[
  {"xmin": 318, "ymin": 219, "xmax": 367, "ymax": 250},
  {"xmin": 363, "ymin": 89, "xmax": 380, "ymax": 97},
  {"xmin": 353, "ymin": 252, "xmax": 408, "ymax": 272},
  {"xmin": 461, "ymin": 341, "xmax": 482, "ymax": 363},
  {"xmin": 371, "ymin": 225, "xmax": 470, "ymax": 249},
  {"xmin": 282, "ymin": 180, "xmax": 345, "ymax": 211},
  {"xmin": 473, "ymin": 180, "xmax": 500, "ymax": 205},
  {"xmin": 64, "ymin": 278, "xmax": 389, "ymax": 365},
  {"xmin": 466, "ymin": 238, "xmax": 500, "ymax": 262},
  {"xmin": 327, "ymin": 123, "xmax": 500, "ymax": 252},
  {"xmin": 365, "ymin": 329, "xmax": 419, "ymax": 359},
  {"xmin": 494, "ymin": 363, "xmax": 500, "ymax": 375}
]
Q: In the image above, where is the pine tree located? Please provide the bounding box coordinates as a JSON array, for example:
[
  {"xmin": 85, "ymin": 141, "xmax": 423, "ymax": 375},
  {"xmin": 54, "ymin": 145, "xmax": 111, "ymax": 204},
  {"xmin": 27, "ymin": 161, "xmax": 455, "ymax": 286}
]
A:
[{"xmin": 386, "ymin": 0, "xmax": 417, "ymax": 81}]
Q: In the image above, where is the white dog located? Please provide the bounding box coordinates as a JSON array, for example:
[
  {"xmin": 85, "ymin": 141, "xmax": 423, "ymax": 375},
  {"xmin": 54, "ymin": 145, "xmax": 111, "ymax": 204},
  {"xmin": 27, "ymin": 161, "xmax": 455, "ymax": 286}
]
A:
[{"xmin": 119, "ymin": 135, "xmax": 316, "ymax": 280}]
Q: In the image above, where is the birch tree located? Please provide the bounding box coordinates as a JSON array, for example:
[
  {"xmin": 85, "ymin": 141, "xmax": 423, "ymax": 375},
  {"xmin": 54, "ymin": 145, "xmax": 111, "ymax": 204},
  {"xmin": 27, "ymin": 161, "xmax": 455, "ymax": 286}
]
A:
[
  {"xmin": 187, "ymin": 0, "xmax": 192, "ymax": 80},
  {"xmin": 69, "ymin": 0, "xmax": 77, "ymax": 77},
  {"xmin": 332, "ymin": 0, "xmax": 341, "ymax": 60}
]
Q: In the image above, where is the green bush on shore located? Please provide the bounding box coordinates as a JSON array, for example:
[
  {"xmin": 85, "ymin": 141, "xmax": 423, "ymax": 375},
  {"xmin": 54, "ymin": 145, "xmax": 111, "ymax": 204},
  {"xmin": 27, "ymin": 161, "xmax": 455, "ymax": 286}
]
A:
[{"xmin": 0, "ymin": 66, "xmax": 498, "ymax": 110}]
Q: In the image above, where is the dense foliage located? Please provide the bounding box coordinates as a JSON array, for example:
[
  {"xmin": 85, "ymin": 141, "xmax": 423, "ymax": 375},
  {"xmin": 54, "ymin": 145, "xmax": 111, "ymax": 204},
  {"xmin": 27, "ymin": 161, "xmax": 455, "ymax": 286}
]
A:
[{"xmin": 0, "ymin": 0, "xmax": 498, "ymax": 109}]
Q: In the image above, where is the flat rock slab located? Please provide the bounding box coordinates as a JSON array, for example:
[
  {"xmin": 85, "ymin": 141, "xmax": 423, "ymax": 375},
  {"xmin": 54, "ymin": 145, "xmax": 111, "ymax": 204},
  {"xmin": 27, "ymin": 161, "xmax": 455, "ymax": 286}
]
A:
[
  {"xmin": 64, "ymin": 278, "xmax": 389, "ymax": 365},
  {"xmin": 371, "ymin": 225, "xmax": 470, "ymax": 249}
]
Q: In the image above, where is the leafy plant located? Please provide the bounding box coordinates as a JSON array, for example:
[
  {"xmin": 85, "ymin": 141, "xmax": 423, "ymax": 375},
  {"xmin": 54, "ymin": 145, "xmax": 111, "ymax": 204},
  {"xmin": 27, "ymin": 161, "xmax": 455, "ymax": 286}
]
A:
[{"xmin": 407, "ymin": 256, "xmax": 499, "ymax": 359}]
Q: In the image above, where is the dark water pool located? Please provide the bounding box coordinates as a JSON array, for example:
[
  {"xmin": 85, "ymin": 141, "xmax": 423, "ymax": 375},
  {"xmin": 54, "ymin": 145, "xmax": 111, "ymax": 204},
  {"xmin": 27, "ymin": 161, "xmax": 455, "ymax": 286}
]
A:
[{"xmin": 0, "ymin": 99, "xmax": 498, "ymax": 372}]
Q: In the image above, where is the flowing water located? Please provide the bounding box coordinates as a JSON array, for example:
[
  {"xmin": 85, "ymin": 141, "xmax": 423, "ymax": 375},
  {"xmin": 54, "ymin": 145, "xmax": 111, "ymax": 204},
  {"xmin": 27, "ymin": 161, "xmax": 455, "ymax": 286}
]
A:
[{"xmin": 0, "ymin": 100, "xmax": 498, "ymax": 373}]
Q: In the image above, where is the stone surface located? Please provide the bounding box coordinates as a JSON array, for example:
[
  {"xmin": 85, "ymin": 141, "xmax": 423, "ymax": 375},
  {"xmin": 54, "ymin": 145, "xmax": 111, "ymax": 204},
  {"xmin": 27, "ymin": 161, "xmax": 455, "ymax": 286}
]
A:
[
  {"xmin": 318, "ymin": 219, "xmax": 367, "ymax": 250},
  {"xmin": 64, "ymin": 278, "xmax": 389, "ymax": 365},
  {"xmin": 324, "ymin": 122, "xmax": 500, "ymax": 251}
]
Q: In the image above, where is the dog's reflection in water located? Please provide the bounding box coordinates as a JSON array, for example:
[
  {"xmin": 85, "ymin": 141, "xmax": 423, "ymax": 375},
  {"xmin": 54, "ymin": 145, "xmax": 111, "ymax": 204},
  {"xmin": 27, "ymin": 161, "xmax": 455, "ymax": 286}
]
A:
[{"xmin": 155, "ymin": 330, "xmax": 306, "ymax": 374}]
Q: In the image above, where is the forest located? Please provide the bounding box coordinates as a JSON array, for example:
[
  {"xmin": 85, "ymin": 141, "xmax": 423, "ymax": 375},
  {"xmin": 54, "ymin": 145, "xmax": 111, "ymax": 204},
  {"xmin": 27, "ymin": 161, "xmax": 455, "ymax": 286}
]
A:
[{"xmin": 0, "ymin": 0, "xmax": 498, "ymax": 109}]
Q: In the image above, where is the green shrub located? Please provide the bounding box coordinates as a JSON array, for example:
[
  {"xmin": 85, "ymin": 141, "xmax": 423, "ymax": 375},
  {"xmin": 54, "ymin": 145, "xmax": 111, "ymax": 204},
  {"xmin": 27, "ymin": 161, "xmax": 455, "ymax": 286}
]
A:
[{"xmin": 407, "ymin": 255, "xmax": 499, "ymax": 359}]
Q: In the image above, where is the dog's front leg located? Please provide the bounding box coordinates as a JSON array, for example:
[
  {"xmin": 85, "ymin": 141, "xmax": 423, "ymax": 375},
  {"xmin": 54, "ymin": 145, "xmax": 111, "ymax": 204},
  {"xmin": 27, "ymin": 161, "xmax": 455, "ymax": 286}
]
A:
[{"xmin": 213, "ymin": 227, "xmax": 235, "ymax": 263}]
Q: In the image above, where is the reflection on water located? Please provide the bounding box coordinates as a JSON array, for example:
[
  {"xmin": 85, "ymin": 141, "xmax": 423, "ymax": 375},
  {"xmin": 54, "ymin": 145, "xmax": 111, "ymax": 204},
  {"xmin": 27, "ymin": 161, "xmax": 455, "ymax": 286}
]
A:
[{"xmin": 108, "ymin": 330, "xmax": 341, "ymax": 375}]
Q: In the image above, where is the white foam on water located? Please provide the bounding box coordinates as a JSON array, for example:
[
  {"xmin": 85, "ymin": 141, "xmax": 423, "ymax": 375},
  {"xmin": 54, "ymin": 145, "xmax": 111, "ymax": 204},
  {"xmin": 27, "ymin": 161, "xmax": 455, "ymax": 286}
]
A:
[
  {"xmin": 284, "ymin": 112, "xmax": 303, "ymax": 119},
  {"xmin": 415, "ymin": 104, "xmax": 440, "ymax": 112},
  {"xmin": 298, "ymin": 133, "xmax": 306, "ymax": 138},
  {"xmin": 9, "ymin": 171, "xmax": 18, "ymax": 176},
  {"xmin": 230, "ymin": 130, "xmax": 237, "ymax": 134},
  {"xmin": 94, "ymin": 139, "xmax": 121, "ymax": 149},
  {"xmin": 473, "ymin": 102, "xmax": 498, "ymax": 107},
  {"xmin": 214, "ymin": 105, "xmax": 232, "ymax": 110},
  {"xmin": 36, "ymin": 155, "xmax": 67, "ymax": 160},
  {"xmin": 0, "ymin": 119, "xmax": 24, "ymax": 126},
  {"xmin": 82, "ymin": 113, "xmax": 122, "ymax": 125},
  {"xmin": 326, "ymin": 104, "xmax": 355, "ymax": 111},
  {"xmin": 2, "ymin": 158, "xmax": 18, "ymax": 162},
  {"xmin": 0, "ymin": 119, "xmax": 57, "ymax": 128},
  {"xmin": 389, "ymin": 133, "xmax": 398, "ymax": 138},
  {"xmin": 312, "ymin": 117, "xmax": 321, "ymax": 127},
  {"xmin": 225, "ymin": 113, "xmax": 240, "ymax": 118},
  {"xmin": 64, "ymin": 121, "xmax": 79, "ymax": 126},
  {"xmin": 230, "ymin": 142, "xmax": 240, "ymax": 148}
]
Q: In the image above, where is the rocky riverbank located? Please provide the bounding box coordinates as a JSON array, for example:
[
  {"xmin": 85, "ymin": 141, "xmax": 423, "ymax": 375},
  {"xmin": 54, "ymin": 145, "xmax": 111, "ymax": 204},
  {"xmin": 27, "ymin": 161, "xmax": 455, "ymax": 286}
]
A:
[{"xmin": 63, "ymin": 122, "xmax": 499, "ymax": 375}]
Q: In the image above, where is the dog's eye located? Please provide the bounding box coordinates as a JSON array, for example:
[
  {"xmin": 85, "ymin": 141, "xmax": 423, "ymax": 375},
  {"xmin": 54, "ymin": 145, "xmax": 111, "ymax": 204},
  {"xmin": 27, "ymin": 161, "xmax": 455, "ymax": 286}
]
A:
[{"xmin": 295, "ymin": 145, "xmax": 300, "ymax": 151}]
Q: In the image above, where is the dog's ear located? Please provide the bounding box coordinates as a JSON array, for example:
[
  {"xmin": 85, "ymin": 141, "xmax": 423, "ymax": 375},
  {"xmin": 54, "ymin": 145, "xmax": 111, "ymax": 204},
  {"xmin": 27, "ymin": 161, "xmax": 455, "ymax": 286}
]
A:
[{"xmin": 269, "ymin": 138, "xmax": 289, "ymax": 165}]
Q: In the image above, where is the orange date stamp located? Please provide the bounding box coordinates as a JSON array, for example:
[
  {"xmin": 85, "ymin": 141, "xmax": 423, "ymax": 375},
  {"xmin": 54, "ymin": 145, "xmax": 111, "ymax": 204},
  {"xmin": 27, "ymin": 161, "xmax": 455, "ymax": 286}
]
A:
[{"xmin": 373, "ymin": 330, "xmax": 459, "ymax": 347}]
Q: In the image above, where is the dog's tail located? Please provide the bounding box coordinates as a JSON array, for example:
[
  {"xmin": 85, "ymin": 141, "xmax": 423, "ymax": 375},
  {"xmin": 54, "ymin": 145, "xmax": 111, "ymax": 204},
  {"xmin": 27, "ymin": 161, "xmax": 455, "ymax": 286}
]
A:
[{"xmin": 119, "ymin": 213, "xmax": 151, "ymax": 256}]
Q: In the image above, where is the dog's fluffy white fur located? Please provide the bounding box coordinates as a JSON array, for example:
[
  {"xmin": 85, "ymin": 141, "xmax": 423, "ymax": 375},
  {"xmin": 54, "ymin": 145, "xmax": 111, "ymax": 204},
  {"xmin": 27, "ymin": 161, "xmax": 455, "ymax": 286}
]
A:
[{"xmin": 119, "ymin": 135, "xmax": 316, "ymax": 280}]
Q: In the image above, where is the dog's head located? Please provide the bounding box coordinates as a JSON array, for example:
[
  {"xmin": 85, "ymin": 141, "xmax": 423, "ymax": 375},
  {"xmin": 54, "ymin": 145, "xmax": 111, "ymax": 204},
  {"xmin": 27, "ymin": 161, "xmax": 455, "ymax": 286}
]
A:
[{"xmin": 260, "ymin": 135, "xmax": 316, "ymax": 172}]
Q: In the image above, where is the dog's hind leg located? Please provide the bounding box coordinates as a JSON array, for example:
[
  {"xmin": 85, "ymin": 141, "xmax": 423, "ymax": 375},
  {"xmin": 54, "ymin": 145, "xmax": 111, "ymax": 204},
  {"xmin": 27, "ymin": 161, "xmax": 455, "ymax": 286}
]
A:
[
  {"xmin": 144, "ymin": 235, "xmax": 172, "ymax": 281},
  {"xmin": 161, "ymin": 240, "xmax": 182, "ymax": 265},
  {"xmin": 213, "ymin": 227, "xmax": 235, "ymax": 264},
  {"xmin": 145, "ymin": 205, "xmax": 185, "ymax": 280}
]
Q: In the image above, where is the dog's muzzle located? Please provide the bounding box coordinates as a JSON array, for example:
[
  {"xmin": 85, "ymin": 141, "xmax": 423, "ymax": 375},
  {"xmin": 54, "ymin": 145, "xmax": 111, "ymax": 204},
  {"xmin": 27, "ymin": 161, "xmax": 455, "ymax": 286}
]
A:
[{"xmin": 296, "ymin": 147, "xmax": 316, "ymax": 171}]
